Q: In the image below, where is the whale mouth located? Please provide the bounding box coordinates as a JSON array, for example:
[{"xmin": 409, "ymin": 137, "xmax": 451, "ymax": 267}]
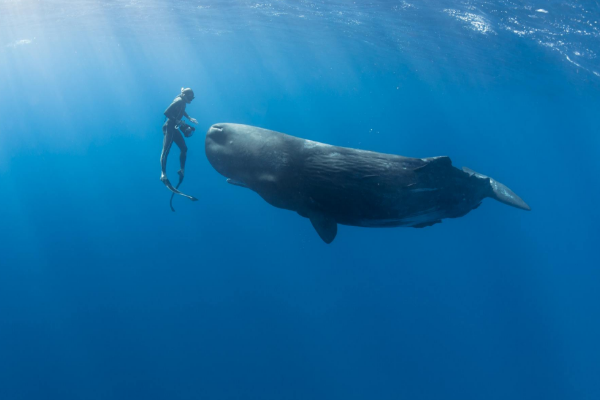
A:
[{"xmin": 226, "ymin": 178, "xmax": 249, "ymax": 189}]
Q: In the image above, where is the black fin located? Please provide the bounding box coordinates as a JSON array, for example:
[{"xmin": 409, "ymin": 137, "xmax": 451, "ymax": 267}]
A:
[
  {"xmin": 309, "ymin": 212, "xmax": 338, "ymax": 244},
  {"xmin": 162, "ymin": 177, "xmax": 198, "ymax": 203},
  {"xmin": 170, "ymin": 192, "xmax": 176, "ymax": 212},
  {"xmin": 170, "ymin": 172, "xmax": 185, "ymax": 212}
]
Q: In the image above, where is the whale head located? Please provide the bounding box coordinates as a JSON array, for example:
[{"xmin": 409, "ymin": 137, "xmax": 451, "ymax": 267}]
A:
[{"xmin": 205, "ymin": 123, "xmax": 292, "ymax": 192}]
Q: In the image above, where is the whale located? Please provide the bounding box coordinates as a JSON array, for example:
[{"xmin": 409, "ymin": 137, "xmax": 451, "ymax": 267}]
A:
[{"xmin": 205, "ymin": 123, "xmax": 530, "ymax": 244}]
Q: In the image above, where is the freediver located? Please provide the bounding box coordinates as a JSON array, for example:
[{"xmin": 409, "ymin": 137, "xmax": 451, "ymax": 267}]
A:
[
  {"xmin": 160, "ymin": 88, "xmax": 200, "ymax": 209},
  {"xmin": 161, "ymin": 87, "xmax": 198, "ymax": 184}
]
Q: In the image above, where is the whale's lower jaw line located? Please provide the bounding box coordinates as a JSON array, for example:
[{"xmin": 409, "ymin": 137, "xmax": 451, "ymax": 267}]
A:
[{"xmin": 226, "ymin": 178, "xmax": 250, "ymax": 189}]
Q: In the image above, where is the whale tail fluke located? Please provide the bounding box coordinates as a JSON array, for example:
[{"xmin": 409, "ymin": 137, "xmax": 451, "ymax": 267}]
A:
[{"xmin": 462, "ymin": 167, "xmax": 531, "ymax": 211}]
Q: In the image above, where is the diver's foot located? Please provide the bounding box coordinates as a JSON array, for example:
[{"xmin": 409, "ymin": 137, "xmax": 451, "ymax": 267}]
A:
[
  {"xmin": 178, "ymin": 169, "xmax": 185, "ymax": 179},
  {"xmin": 160, "ymin": 173, "xmax": 169, "ymax": 184}
]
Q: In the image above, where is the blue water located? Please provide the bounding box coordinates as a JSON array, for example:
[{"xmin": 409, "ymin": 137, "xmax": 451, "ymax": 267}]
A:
[{"xmin": 1, "ymin": 1, "xmax": 599, "ymax": 399}]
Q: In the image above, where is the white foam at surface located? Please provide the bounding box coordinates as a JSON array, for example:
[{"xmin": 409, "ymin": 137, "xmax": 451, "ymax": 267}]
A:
[
  {"xmin": 1, "ymin": 0, "xmax": 599, "ymax": 80},
  {"xmin": 444, "ymin": 9, "xmax": 495, "ymax": 35}
]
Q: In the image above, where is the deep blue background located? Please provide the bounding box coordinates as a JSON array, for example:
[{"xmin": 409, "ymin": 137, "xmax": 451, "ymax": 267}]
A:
[{"xmin": 1, "ymin": 2, "xmax": 599, "ymax": 399}]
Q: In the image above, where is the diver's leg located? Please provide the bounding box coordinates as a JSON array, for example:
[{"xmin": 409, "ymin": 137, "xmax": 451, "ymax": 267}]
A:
[
  {"xmin": 160, "ymin": 124, "xmax": 175, "ymax": 182},
  {"xmin": 162, "ymin": 127, "xmax": 197, "ymax": 202},
  {"xmin": 173, "ymin": 130, "xmax": 188, "ymax": 178}
]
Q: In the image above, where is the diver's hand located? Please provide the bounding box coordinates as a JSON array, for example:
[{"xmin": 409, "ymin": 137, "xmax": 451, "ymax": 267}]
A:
[{"xmin": 189, "ymin": 117, "xmax": 198, "ymax": 124}]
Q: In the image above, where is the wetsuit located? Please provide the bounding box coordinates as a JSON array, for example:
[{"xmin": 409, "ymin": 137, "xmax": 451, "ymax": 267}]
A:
[{"xmin": 161, "ymin": 96, "xmax": 189, "ymax": 175}]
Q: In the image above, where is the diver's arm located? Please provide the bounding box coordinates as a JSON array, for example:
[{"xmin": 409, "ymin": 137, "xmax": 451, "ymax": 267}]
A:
[{"xmin": 183, "ymin": 111, "xmax": 198, "ymax": 124}]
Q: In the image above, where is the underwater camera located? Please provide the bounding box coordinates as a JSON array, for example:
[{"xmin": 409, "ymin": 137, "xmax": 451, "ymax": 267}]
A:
[{"xmin": 179, "ymin": 122, "xmax": 195, "ymax": 138}]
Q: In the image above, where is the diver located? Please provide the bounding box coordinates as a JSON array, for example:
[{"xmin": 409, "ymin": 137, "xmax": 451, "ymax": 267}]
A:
[{"xmin": 160, "ymin": 87, "xmax": 199, "ymax": 207}]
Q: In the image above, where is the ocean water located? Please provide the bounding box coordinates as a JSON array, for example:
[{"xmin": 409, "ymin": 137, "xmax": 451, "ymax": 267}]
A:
[{"xmin": 1, "ymin": 1, "xmax": 599, "ymax": 399}]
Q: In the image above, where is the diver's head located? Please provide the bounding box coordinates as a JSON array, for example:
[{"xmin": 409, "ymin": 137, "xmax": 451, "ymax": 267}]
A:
[{"xmin": 180, "ymin": 87, "xmax": 195, "ymax": 103}]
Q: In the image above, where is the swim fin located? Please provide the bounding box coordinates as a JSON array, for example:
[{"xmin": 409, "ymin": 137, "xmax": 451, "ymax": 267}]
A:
[
  {"xmin": 162, "ymin": 174, "xmax": 197, "ymax": 211},
  {"xmin": 169, "ymin": 172, "xmax": 186, "ymax": 212}
]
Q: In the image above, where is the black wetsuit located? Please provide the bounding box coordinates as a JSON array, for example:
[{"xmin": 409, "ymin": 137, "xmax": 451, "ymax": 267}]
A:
[{"xmin": 161, "ymin": 96, "xmax": 189, "ymax": 174}]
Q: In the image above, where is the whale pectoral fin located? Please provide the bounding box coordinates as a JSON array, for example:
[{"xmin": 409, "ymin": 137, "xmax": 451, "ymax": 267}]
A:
[{"xmin": 309, "ymin": 212, "xmax": 337, "ymax": 244}]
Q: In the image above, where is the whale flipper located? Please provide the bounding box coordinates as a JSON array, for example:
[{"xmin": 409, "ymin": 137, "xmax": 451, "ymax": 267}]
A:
[
  {"xmin": 462, "ymin": 167, "xmax": 531, "ymax": 211},
  {"xmin": 309, "ymin": 212, "xmax": 337, "ymax": 244}
]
